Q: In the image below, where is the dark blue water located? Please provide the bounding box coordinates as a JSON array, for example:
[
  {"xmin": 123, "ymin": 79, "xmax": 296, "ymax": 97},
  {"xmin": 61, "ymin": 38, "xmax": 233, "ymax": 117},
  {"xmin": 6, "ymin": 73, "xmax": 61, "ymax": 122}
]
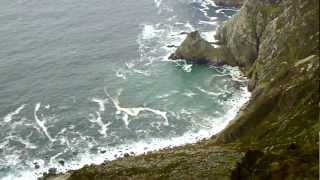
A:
[{"xmin": 0, "ymin": 0, "xmax": 248, "ymax": 179}]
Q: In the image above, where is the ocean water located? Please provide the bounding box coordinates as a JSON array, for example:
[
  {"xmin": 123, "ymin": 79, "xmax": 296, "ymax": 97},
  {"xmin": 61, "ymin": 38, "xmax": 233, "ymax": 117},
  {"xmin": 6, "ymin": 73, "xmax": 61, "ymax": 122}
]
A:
[{"xmin": 0, "ymin": 0, "xmax": 248, "ymax": 179}]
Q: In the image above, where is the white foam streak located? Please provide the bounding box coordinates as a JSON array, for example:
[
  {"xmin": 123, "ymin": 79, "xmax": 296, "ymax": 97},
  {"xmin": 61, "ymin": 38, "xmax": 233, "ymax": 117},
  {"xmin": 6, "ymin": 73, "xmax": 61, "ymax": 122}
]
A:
[
  {"xmin": 132, "ymin": 69, "xmax": 151, "ymax": 76},
  {"xmin": 116, "ymin": 71, "xmax": 127, "ymax": 80},
  {"xmin": 197, "ymin": 87, "xmax": 222, "ymax": 96},
  {"xmin": 141, "ymin": 25, "xmax": 165, "ymax": 40},
  {"xmin": 182, "ymin": 63, "xmax": 192, "ymax": 72},
  {"xmin": 3, "ymin": 104, "xmax": 26, "ymax": 122},
  {"xmin": 16, "ymin": 137, "xmax": 37, "ymax": 149},
  {"xmin": 201, "ymin": 31, "xmax": 220, "ymax": 48},
  {"xmin": 88, "ymin": 112, "xmax": 111, "ymax": 137},
  {"xmin": 154, "ymin": 0, "xmax": 162, "ymax": 8},
  {"xmin": 184, "ymin": 22, "xmax": 195, "ymax": 31},
  {"xmin": 202, "ymin": 0, "xmax": 217, "ymax": 7},
  {"xmin": 34, "ymin": 103, "xmax": 55, "ymax": 142},
  {"xmin": 156, "ymin": 90, "xmax": 179, "ymax": 99},
  {"xmin": 183, "ymin": 90, "xmax": 197, "ymax": 97},
  {"xmin": 105, "ymin": 88, "xmax": 169, "ymax": 126},
  {"xmin": 91, "ymin": 98, "xmax": 108, "ymax": 111},
  {"xmin": 199, "ymin": 20, "xmax": 217, "ymax": 25}
]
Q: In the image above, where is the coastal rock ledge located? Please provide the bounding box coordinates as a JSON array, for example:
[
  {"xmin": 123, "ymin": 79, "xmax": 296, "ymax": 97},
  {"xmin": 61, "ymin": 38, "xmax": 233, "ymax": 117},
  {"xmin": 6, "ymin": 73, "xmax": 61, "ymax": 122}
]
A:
[{"xmin": 41, "ymin": 0, "xmax": 319, "ymax": 179}]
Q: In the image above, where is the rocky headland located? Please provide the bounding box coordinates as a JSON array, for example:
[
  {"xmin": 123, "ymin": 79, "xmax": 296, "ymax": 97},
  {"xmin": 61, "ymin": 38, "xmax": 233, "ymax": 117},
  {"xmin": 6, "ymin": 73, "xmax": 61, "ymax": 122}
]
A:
[{"xmin": 41, "ymin": 0, "xmax": 319, "ymax": 179}]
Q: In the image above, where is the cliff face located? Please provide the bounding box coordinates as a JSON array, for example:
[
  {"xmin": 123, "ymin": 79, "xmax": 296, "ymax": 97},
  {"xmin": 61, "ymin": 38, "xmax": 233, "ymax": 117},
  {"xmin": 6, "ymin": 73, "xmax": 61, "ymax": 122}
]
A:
[
  {"xmin": 42, "ymin": 0, "xmax": 319, "ymax": 179},
  {"xmin": 216, "ymin": 0, "xmax": 319, "ymax": 142}
]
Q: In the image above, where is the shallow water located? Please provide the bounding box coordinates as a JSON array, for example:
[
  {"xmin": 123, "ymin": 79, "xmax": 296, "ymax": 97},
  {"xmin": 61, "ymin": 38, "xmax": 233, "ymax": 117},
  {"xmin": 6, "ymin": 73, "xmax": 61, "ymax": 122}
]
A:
[{"xmin": 0, "ymin": 0, "xmax": 247, "ymax": 179}]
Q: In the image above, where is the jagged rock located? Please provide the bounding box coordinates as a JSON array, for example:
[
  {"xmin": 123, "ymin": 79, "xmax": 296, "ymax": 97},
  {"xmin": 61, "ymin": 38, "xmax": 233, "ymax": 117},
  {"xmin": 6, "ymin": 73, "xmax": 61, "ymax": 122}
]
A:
[
  {"xmin": 58, "ymin": 160, "xmax": 65, "ymax": 166},
  {"xmin": 167, "ymin": 45, "xmax": 177, "ymax": 48},
  {"xmin": 169, "ymin": 31, "xmax": 221, "ymax": 65},
  {"xmin": 34, "ymin": 162, "xmax": 40, "ymax": 169}
]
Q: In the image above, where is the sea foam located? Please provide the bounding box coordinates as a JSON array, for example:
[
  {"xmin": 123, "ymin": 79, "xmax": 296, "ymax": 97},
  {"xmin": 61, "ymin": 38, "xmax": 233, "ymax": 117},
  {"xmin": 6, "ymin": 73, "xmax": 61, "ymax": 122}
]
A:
[
  {"xmin": 105, "ymin": 88, "xmax": 169, "ymax": 126},
  {"xmin": 3, "ymin": 104, "xmax": 26, "ymax": 123},
  {"xmin": 34, "ymin": 103, "xmax": 55, "ymax": 142}
]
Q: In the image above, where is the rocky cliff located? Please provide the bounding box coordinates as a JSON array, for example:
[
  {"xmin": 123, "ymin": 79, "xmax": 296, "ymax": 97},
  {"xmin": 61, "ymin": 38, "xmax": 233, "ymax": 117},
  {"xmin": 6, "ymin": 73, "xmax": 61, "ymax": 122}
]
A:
[{"xmin": 42, "ymin": 0, "xmax": 319, "ymax": 179}]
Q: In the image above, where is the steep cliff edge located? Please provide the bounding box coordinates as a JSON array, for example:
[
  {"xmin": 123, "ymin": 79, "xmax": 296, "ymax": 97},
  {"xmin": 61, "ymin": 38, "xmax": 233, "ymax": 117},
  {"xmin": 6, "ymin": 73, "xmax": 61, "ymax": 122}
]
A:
[
  {"xmin": 42, "ymin": 0, "xmax": 319, "ymax": 179},
  {"xmin": 215, "ymin": 0, "xmax": 319, "ymax": 143}
]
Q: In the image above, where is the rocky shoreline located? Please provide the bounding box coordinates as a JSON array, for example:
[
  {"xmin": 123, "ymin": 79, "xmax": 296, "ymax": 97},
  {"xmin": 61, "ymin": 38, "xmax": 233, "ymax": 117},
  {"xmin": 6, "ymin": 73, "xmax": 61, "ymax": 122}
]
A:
[{"xmin": 41, "ymin": 0, "xmax": 319, "ymax": 179}]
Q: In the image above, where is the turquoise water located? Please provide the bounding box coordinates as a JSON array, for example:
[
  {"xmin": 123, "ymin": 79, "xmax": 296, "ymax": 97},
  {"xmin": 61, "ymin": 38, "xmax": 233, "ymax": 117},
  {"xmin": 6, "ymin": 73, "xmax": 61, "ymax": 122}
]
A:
[{"xmin": 0, "ymin": 0, "xmax": 248, "ymax": 179}]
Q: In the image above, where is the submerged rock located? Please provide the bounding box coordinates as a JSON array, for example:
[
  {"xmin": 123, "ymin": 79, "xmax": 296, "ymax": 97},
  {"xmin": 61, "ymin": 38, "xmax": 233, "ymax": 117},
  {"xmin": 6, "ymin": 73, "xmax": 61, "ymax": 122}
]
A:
[
  {"xmin": 167, "ymin": 45, "xmax": 177, "ymax": 48},
  {"xmin": 48, "ymin": 168, "xmax": 57, "ymax": 175},
  {"xmin": 58, "ymin": 160, "xmax": 65, "ymax": 166},
  {"xmin": 34, "ymin": 162, "xmax": 40, "ymax": 169},
  {"xmin": 100, "ymin": 150, "xmax": 107, "ymax": 154}
]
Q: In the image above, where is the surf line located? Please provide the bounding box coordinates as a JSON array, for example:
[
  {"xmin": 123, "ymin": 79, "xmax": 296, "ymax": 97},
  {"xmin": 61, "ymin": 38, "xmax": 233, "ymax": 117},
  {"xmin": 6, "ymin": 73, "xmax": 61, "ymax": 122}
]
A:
[
  {"xmin": 104, "ymin": 87, "xmax": 169, "ymax": 127},
  {"xmin": 34, "ymin": 103, "xmax": 55, "ymax": 142}
]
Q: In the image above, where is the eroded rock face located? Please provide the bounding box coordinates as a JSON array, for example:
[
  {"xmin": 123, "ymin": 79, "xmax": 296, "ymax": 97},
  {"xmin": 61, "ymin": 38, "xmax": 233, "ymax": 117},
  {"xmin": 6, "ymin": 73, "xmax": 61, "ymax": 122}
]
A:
[
  {"xmin": 215, "ymin": 0, "xmax": 282, "ymax": 71},
  {"xmin": 214, "ymin": 1, "xmax": 319, "ymax": 178},
  {"xmin": 169, "ymin": 31, "xmax": 222, "ymax": 64}
]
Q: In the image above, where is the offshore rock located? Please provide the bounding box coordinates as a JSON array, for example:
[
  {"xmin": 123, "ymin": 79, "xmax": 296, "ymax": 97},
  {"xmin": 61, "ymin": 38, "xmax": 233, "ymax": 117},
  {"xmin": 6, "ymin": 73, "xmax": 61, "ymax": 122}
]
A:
[{"xmin": 169, "ymin": 31, "xmax": 222, "ymax": 65}]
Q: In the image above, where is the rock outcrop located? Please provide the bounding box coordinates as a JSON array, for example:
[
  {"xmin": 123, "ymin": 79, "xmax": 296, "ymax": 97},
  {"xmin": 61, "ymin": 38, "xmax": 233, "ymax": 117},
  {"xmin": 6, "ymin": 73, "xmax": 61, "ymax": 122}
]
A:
[
  {"xmin": 41, "ymin": 0, "xmax": 319, "ymax": 179},
  {"xmin": 169, "ymin": 31, "xmax": 222, "ymax": 64}
]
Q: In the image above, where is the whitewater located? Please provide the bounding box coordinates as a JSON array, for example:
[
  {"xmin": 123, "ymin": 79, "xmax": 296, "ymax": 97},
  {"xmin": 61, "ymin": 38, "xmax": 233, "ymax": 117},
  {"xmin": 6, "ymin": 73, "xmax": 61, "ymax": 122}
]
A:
[{"xmin": 0, "ymin": 0, "xmax": 246, "ymax": 179}]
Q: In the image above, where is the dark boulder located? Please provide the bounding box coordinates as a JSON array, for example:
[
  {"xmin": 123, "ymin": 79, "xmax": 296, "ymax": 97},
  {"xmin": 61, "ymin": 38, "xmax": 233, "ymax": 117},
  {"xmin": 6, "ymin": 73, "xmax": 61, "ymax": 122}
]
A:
[{"xmin": 58, "ymin": 160, "xmax": 65, "ymax": 166}]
